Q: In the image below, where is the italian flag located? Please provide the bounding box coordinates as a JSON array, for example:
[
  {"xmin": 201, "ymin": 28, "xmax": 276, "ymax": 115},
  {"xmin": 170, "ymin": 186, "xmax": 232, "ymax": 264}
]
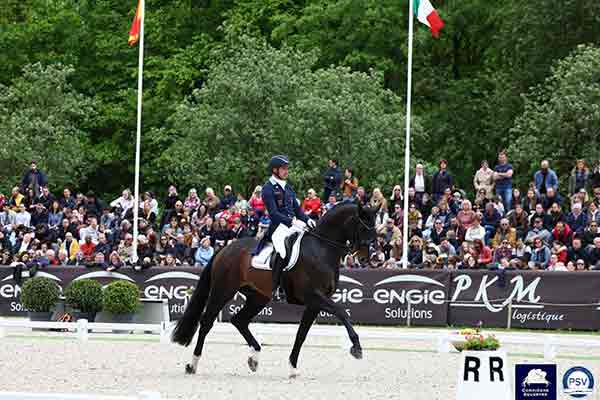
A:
[{"xmin": 414, "ymin": 0, "xmax": 444, "ymax": 38}]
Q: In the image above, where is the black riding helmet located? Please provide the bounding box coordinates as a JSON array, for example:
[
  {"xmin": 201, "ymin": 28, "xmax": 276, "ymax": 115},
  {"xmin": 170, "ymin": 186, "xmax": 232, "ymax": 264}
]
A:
[{"xmin": 268, "ymin": 155, "xmax": 289, "ymax": 173}]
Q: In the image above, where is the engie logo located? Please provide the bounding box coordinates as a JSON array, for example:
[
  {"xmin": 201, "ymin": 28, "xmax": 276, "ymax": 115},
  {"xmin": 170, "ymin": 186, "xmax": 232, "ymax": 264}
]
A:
[
  {"xmin": 143, "ymin": 271, "xmax": 199, "ymax": 301},
  {"xmin": 562, "ymin": 366, "xmax": 595, "ymax": 399},
  {"xmin": 0, "ymin": 271, "xmax": 63, "ymax": 299},
  {"xmin": 372, "ymin": 275, "xmax": 446, "ymax": 305},
  {"xmin": 331, "ymin": 275, "xmax": 365, "ymax": 304}
]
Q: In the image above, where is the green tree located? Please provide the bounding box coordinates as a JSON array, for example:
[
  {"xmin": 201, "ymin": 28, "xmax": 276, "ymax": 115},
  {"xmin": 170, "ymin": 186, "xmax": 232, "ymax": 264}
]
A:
[
  {"xmin": 509, "ymin": 45, "xmax": 600, "ymax": 188},
  {"xmin": 152, "ymin": 36, "xmax": 424, "ymax": 195},
  {"xmin": 0, "ymin": 63, "xmax": 96, "ymax": 193}
]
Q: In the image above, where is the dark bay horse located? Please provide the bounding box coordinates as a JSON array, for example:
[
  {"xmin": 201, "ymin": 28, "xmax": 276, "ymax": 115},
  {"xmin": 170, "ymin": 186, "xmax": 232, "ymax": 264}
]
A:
[{"xmin": 171, "ymin": 201, "xmax": 377, "ymax": 377}]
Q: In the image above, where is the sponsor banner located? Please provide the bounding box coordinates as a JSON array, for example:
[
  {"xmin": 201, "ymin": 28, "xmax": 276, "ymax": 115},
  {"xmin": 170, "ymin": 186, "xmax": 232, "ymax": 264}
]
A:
[
  {"xmin": 448, "ymin": 270, "xmax": 600, "ymax": 330},
  {"xmin": 222, "ymin": 270, "xmax": 450, "ymax": 326},
  {"xmin": 0, "ymin": 267, "xmax": 598, "ymax": 329},
  {"xmin": 0, "ymin": 267, "xmax": 201, "ymax": 319}
]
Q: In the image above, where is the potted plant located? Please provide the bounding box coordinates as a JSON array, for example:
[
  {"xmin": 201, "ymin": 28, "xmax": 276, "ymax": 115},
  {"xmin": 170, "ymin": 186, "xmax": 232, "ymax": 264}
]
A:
[
  {"xmin": 20, "ymin": 277, "xmax": 60, "ymax": 322},
  {"xmin": 102, "ymin": 280, "xmax": 141, "ymax": 332},
  {"xmin": 64, "ymin": 279, "xmax": 103, "ymax": 322},
  {"xmin": 452, "ymin": 327, "xmax": 501, "ymax": 352}
]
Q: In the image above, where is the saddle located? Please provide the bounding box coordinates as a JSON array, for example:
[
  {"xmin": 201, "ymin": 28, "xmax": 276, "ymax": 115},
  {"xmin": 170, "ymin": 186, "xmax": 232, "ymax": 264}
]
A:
[{"xmin": 251, "ymin": 225, "xmax": 304, "ymax": 271}]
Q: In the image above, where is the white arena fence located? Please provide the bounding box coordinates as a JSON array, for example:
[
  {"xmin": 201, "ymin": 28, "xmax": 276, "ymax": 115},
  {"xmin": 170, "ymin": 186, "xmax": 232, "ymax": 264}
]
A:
[
  {"xmin": 0, "ymin": 392, "xmax": 161, "ymax": 400},
  {"xmin": 2, "ymin": 317, "xmax": 600, "ymax": 361}
]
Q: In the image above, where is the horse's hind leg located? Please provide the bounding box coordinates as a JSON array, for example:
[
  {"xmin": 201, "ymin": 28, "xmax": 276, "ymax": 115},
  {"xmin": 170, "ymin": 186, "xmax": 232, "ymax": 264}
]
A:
[
  {"xmin": 186, "ymin": 288, "xmax": 237, "ymax": 375},
  {"xmin": 230, "ymin": 288, "xmax": 270, "ymax": 372}
]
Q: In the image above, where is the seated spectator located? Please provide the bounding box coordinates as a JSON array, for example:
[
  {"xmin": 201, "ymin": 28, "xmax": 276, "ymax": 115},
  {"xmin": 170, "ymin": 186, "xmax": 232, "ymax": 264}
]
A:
[
  {"xmin": 219, "ymin": 185, "xmax": 236, "ymax": 211},
  {"xmin": 522, "ymin": 189, "xmax": 539, "ymax": 214},
  {"xmin": 492, "ymin": 218, "xmax": 517, "ymax": 248},
  {"xmin": 202, "ymin": 188, "xmax": 220, "ymax": 216},
  {"xmin": 369, "ymin": 188, "xmax": 388, "ymax": 213},
  {"xmin": 213, "ymin": 218, "xmax": 233, "ymax": 251},
  {"xmin": 582, "ymin": 221, "xmax": 600, "ymax": 246},
  {"xmin": 482, "ymin": 202, "xmax": 501, "ymax": 244},
  {"xmin": 184, "ymin": 188, "xmax": 200, "ymax": 211},
  {"xmin": 87, "ymin": 252, "xmax": 107, "ymax": 269},
  {"xmin": 529, "ymin": 237, "xmax": 551, "ymax": 269},
  {"xmin": 356, "ymin": 186, "xmax": 370, "ymax": 205},
  {"xmin": 525, "ymin": 217, "xmax": 552, "ymax": 245},
  {"xmin": 390, "ymin": 204, "xmax": 403, "ymax": 227},
  {"xmin": 587, "ymin": 201, "xmax": 600, "ymax": 225},
  {"xmin": 506, "ymin": 204, "xmax": 529, "ymax": 239},
  {"xmin": 542, "ymin": 187, "xmax": 563, "ymax": 210},
  {"xmin": 324, "ymin": 194, "xmax": 338, "ymax": 213},
  {"xmin": 492, "ymin": 239, "xmax": 513, "ymax": 264},
  {"xmin": 79, "ymin": 217, "xmax": 100, "ymax": 245},
  {"xmin": 341, "ymin": 254, "xmax": 361, "ymax": 269},
  {"xmin": 550, "ymin": 240, "xmax": 568, "ymax": 264},
  {"xmin": 407, "ymin": 236, "xmax": 424, "ymax": 267},
  {"xmin": 575, "ymin": 259, "xmax": 587, "ymax": 271},
  {"xmin": 302, "ymin": 189, "xmax": 322, "ymax": 221},
  {"xmin": 106, "ymin": 251, "xmax": 123, "ymax": 272},
  {"xmin": 248, "ymin": 186, "xmax": 265, "ymax": 216},
  {"xmin": 472, "ymin": 239, "xmax": 492, "ymax": 266},
  {"xmin": 566, "ymin": 202, "xmax": 587, "ymax": 236},
  {"xmin": 377, "ymin": 219, "xmax": 402, "ymax": 260},
  {"xmin": 465, "ymin": 213, "xmax": 485, "ymax": 243},
  {"xmin": 529, "ymin": 203, "xmax": 552, "ymax": 230},
  {"xmin": 587, "ymin": 237, "xmax": 600, "ymax": 270},
  {"xmin": 195, "ymin": 237, "xmax": 214, "ymax": 268},
  {"xmin": 568, "ymin": 237, "xmax": 588, "ymax": 264},
  {"xmin": 552, "ymin": 221, "xmax": 573, "ymax": 246},
  {"xmin": 438, "ymin": 237, "xmax": 457, "ymax": 258},
  {"xmin": 547, "ymin": 202, "xmax": 566, "ymax": 229},
  {"xmin": 389, "ymin": 185, "xmax": 403, "ymax": 210},
  {"xmin": 79, "ymin": 235, "xmax": 96, "ymax": 263},
  {"xmin": 110, "ymin": 189, "xmax": 134, "ymax": 219},
  {"xmin": 117, "ymin": 234, "xmax": 134, "ymax": 265},
  {"xmin": 512, "ymin": 239, "xmax": 532, "ymax": 263},
  {"xmin": 406, "ymin": 203, "xmax": 423, "ymax": 237},
  {"xmin": 60, "ymin": 232, "xmax": 80, "ymax": 263}
]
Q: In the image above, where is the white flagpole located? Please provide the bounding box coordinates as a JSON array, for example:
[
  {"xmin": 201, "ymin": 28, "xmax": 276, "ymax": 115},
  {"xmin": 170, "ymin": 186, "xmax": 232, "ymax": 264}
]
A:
[
  {"xmin": 132, "ymin": 0, "xmax": 145, "ymax": 264},
  {"xmin": 402, "ymin": 0, "xmax": 414, "ymax": 269}
]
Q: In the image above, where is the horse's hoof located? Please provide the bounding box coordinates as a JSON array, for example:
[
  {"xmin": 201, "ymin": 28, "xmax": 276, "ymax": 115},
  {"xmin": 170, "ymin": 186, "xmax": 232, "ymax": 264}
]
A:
[
  {"xmin": 350, "ymin": 345, "xmax": 363, "ymax": 360},
  {"xmin": 248, "ymin": 355, "xmax": 259, "ymax": 372},
  {"xmin": 288, "ymin": 361, "xmax": 299, "ymax": 379},
  {"xmin": 185, "ymin": 364, "xmax": 196, "ymax": 375}
]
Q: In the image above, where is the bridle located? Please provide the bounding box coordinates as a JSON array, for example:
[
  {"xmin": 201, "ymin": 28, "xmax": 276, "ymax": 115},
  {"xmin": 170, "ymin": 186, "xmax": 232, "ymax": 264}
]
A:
[{"xmin": 305, "ymin": 210, "xmax": 376, "ymax": 254}]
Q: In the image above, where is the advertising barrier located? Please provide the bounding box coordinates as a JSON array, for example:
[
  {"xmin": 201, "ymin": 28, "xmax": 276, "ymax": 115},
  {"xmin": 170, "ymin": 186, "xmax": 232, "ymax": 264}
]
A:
[{"xmin": 0, "ymin": 266, "xmax": 598, "ymax": 330}]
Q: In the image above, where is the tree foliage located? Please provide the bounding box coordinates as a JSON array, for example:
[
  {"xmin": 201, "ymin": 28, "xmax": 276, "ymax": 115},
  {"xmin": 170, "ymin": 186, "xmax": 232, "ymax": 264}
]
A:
[
  {"xmin": 153, "ymin": 36, "xmax": 423, "ymax": 194},
  {"xmin": 0, "ymin": 63, "xmax": 96, "ymax": 193},
  {"xmin": 509, "ymin": 45, "xmax": 600, "ymax": 186}
]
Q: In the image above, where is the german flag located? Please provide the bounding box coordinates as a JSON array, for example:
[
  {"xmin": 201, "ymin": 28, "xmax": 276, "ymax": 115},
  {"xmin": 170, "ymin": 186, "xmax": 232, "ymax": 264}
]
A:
[{"xmin": 128, "ymin": 0, "xmax": 143, "ymax": 46}]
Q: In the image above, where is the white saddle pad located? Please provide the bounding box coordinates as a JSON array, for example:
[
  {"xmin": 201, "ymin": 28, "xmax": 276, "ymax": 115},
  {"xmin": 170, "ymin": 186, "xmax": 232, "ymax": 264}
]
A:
[{"xmin": 251, "ymin": 224, "xmax": 305, "ymax": 271}]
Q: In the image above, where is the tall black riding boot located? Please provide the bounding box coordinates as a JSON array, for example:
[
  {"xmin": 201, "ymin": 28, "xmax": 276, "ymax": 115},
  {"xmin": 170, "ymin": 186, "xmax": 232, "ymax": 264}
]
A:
[{"xmin": 271, "ymin": 255, "xmax": 284, "ymax": 301}]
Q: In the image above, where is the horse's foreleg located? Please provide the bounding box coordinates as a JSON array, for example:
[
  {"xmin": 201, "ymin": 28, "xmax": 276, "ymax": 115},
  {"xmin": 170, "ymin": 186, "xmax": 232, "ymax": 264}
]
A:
[
  {"xmin": 310, "ymin": 291, "xmax": 363, "ymax": 360},
  {"xmin": 288, "ymin": 307, "xmax": 319, "ymax": 377}
]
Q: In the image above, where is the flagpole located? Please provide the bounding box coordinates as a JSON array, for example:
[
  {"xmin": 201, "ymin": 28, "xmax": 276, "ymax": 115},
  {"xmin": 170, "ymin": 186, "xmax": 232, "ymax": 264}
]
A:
[
  {"xmin": 401, "ymin": 0, "xmax": 414, "ymax": 269},
  {"xmin": 132, "ymin": 0, "xmax": 145, "ymax": 264}
]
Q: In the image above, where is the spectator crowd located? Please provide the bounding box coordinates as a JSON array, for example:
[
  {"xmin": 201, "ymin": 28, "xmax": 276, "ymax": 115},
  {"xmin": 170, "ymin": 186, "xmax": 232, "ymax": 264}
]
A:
[{"xmin": 2, "ymin": 154, "xmax": 600, "ymax": 273}]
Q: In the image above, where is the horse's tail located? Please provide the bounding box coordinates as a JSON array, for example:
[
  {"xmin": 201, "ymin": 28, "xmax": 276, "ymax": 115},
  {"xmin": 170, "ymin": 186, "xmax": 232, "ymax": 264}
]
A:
[{"xmin": 171, "ymin": 257, "xmax": 213, "ymax": 346}]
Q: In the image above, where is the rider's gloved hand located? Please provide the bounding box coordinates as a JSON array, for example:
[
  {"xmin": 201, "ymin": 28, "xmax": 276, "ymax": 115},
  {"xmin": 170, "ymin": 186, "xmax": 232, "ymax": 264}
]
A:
[
  {"xmin": 307, "ymin": 219, "xmax": 317, "ymax": 229},
  {"xmin": 292, "ymin": 218, "xmax": 307, "ymax": 229}
]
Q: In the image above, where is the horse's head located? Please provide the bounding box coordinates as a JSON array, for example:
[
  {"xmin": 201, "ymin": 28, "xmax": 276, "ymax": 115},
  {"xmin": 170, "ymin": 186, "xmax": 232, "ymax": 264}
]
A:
[{"xmin": 352, "ymin": 201, "xmax": 379, "ymax": 260}]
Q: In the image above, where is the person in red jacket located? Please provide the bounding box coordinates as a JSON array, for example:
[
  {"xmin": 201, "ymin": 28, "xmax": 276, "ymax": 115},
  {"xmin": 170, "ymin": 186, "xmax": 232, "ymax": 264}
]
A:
[
  {"xmin": 302, "ymin": 188, "xmax": 322, "ymax": 221},
  {"xmin": 552, "ymin": 221, "xmax": 573, "ymax": 246}
]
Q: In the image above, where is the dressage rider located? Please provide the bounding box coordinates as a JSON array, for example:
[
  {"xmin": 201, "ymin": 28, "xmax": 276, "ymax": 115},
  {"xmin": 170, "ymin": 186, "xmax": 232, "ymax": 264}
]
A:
[{"xmin": 252, "ymin": 155, "xmax": 316, "ymax": 298}]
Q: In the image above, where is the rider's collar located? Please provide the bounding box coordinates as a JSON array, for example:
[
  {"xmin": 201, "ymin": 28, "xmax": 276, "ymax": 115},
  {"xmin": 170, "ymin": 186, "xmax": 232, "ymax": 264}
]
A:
[{"xmin": 270, "ymin": 175, "xmax": 286, "ymax": 189}]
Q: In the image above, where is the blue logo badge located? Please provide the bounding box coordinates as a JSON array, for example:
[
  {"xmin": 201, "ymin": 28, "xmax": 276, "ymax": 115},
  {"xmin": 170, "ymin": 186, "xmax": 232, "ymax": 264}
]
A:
[
  {"xmin": 562, "ymin": 366, "xmax": 595, "ymax": 399},
  {"xmin": 515, "ymin": 363, "xmax": 557, "ymax": 400}
]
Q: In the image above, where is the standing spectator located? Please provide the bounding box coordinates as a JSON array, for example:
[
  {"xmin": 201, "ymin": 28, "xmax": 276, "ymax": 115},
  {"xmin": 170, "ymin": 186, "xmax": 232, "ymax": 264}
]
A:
[
  {"xmin": 493, "ymin": 150, "xmax": 514, "ymax": 211},
  {"xmin": 302, "ymin": 189, "xmax": 322, "ymax": 221},
  {"xmin": 569, "ymin": 159, "xmax": 591, "ymax": 195},
  {"xmin": 322, "ymin": 159, "xmax": 342, "ymax": 202},
  {"xmin": 340, "ymin": 168, "xmax": 358, "ymax": 201},
  {"xmin": 20, "ymin": 161, "xmax": 48, "ymax": 198},
  {"xmin": 534, "ymin": 160, "xmax": 559, "ymax": 196},
  {"xmin": 431, "ymin": 159, "xmax": 453, "ymax": 203},
  {"xmin": 160, "ymin": 185, "xmax": 179, "ymax": 229},
  {"xmin": 473, "ymin": 160, "xmax": 495, "ymax": 200},
  {"xmin": 410, "ymin": 163, "xmax": 429, "ymax": 205}
]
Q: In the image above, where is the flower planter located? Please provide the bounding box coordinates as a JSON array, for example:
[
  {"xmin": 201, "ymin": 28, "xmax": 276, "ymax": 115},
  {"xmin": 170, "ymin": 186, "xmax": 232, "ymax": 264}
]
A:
[
  {"xmin": 71, "ymin": 311, "xmax": 97, "ymax": 322},
  {"xmin": 107, "ymin": 312, "xmax": 135, "ymax": 334},
  {"xmin": 28, "ymin": 311, "xmax": 53, "ymax": 332}
]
